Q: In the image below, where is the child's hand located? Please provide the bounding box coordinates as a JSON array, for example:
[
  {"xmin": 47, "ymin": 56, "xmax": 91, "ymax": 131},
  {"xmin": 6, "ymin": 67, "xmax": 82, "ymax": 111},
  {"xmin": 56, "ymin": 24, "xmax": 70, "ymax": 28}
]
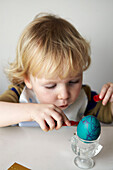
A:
[
  {"xmin": 99, "ymin": 82, "xmax": 113, "ymax": 105},
  {"xmin": 29, "ymin": 103, "xmax": 71, "ymax": 132}
]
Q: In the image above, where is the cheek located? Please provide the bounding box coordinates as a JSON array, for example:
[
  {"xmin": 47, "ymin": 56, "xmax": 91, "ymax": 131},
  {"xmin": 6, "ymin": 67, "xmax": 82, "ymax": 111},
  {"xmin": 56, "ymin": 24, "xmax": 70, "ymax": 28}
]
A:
[
  {"xmin": 34, "ymin": 89, "xmax": 56, "ymax": 103},
  {"xmin": 71, "ymin": 83, "xmax": 82, "ymax": 100}
]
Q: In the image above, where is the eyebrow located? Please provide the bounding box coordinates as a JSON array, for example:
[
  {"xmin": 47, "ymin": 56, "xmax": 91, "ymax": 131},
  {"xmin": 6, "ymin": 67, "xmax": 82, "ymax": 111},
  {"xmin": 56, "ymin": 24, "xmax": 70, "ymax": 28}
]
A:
[
  {"xmin": 42, "ymin": 74, "xmax": 82, "ymax": 85},
  {"xmin": 42, "ymin": 81, "xmax": 57, "ymax": 85}
]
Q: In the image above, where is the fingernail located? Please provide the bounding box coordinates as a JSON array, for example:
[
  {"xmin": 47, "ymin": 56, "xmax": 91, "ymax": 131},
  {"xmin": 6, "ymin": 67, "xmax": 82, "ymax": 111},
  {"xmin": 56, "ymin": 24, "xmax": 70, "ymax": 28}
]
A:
[
  {"xmin": 102, "ymin": 101, "xmax": 106, "ymax": 106},
  {"xmin": 99, "ymin": 95, "xmax": 102, "ymax": 99},
  {"xmin": 69, "ymin": 122, "xmax": 71, "ymax": 126}
]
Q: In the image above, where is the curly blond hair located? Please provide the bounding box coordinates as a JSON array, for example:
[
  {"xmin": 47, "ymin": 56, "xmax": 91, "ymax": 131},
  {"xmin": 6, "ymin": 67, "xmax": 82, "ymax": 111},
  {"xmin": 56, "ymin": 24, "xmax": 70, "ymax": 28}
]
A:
[{"xmin": 6, "ymin": 13, "xmax": 91, "ymax": 84}]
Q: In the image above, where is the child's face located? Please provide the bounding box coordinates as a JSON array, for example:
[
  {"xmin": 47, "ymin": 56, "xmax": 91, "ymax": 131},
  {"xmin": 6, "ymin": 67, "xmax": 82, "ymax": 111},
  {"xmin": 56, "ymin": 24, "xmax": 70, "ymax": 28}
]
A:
[{"xmin": 25, "ymin": 73, "xmax": 82, "ymax": 110}]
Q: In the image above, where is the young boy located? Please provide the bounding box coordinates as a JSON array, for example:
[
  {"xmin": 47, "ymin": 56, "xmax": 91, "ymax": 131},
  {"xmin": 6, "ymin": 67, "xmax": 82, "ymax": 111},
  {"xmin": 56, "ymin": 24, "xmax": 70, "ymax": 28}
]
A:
[{"xmin": 0, "ymin": 13, "xmax": 113, "ymax": 131}]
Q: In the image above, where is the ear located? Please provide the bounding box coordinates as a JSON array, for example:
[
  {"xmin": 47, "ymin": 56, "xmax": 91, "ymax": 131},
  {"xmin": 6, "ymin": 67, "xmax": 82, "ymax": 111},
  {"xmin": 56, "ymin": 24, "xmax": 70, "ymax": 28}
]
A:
[{"xmin": 24, "ymin": 76, "xmax": 32, "ymax": 89}]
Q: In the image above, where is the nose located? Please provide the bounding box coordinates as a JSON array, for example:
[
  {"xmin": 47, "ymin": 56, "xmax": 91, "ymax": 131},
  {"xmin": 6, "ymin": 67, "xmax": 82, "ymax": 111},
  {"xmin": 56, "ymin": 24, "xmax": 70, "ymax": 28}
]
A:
[{"xmin": 57, "ymin": 85, "xmax": 69, "ymax": 100}]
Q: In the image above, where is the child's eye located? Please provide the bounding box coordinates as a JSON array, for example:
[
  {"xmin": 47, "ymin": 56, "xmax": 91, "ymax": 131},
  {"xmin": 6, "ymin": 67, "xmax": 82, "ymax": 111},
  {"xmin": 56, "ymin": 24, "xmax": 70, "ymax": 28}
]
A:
[
  {"xmin": 69, "ymin": 80, "xmax": 80, "ymax": 85},
  {"xmin": 45, "ymin": 84, "xmax": 56, "ymax": 89}
]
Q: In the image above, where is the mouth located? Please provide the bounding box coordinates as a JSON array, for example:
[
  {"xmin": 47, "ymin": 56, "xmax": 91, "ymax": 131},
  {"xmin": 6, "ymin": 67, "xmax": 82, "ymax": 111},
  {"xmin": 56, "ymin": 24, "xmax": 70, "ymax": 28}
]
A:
[{"xmin": 59, "ymin": 104, "xmax": 68, "ymax": 109}]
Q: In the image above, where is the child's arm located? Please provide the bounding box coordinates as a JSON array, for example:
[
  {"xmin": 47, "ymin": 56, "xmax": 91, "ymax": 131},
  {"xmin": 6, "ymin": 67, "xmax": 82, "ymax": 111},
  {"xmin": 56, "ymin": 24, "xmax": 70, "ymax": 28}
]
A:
[
  {"xmin": 0, "ymin": 84, "xmax": 71, "ymax": 131},
  {"xmin": 0, "ymin": 102, "xmax": 31, "ymax": 127},
  {"xmin": 0, "ymin": 102, "xmax": 71, "ymax": 131}
]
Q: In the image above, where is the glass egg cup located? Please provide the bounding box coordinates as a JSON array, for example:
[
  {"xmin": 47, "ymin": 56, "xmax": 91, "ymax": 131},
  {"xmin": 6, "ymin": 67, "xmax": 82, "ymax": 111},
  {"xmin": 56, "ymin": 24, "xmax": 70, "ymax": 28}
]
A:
[{"xmin": 71, "ymin": 133, "xmax": 103, "ymax": 169}]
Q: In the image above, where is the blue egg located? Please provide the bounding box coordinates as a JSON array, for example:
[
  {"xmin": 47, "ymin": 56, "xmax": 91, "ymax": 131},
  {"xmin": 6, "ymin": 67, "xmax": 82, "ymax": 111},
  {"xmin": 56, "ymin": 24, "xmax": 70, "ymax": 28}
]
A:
[{"xmin": 77, "ymin": 115, "xmax": 101, "ymax": 141}]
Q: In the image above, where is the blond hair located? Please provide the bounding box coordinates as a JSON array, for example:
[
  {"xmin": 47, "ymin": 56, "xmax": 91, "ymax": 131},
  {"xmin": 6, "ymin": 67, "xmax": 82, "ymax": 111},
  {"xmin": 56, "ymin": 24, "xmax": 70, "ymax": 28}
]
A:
[{"xmin": 7, "ymin": 13, "xmax": 91, "ymax": 84}]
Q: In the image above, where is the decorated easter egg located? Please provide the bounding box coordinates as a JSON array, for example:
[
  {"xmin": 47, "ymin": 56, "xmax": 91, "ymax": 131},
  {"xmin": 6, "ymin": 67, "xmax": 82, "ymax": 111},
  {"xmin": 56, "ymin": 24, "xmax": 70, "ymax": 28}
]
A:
[{"xmin": 77, "ymin": 115, "xmax": 101, "ymax": 141}]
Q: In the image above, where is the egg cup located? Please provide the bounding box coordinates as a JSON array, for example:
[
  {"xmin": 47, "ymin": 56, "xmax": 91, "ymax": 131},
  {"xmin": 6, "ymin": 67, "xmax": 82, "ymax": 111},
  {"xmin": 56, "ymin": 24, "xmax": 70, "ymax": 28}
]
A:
[{"xmin": 71, "ymin": 134, "xmax": 103, "ymax": 169}]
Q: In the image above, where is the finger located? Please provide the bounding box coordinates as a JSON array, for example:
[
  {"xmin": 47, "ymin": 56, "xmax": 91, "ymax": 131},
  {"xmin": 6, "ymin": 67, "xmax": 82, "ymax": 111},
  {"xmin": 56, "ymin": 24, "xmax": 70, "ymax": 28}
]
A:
[
  {"xmin": 102, "ymin": 86, "xmax": 113, "ymax": 105},
  {"xmin": 54, "ymin": 106, "xmax": 71, "ymax": 125},
  {"xmin": 62, "ymin": 115, "xmax": 71, "ymax": 126},
  {"xmin": 55, "ymin": 118, "xmax": 63, "ymax": 130},
  {"xmin": 55, "ymin": 112, "xmax": 71, "ymax": 130},
  {"xmin": 48, "ymin": 105, "xmax": 71, "ymax": 129},
  {"xmin": 50, "ymin": 112, "xmax": 63, "ymax": 130},
  {"xmin": 42, "ymin": 106, "xmax": 64, "ymax": 130},
  {"xmin": 45, "ymin": 116, "xmax": 56, "ymax": 131},
  {"xmin": 110, "ymin": 94, "xmax": 113, "ymax": 103},
  {"xmin": 48, "ymin": 108, "xmax": 64, "ymax": 129},
  {"xmin": 38, "ymin": 120, "xmax": 49, "ymax": 132},
  {"xmin": 99, "ymin": 84, "xmax": 110, "ymax": 99},
  {"xmin": 54, "ymin": 106, "xmax": 63, "ymax": 114}
]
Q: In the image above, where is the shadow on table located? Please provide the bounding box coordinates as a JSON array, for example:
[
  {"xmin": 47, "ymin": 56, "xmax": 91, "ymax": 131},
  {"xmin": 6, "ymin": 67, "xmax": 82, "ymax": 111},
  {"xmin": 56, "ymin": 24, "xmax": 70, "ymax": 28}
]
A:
[{"xmin": 94, "ymin": 126, "xmax": 113, "ymax": 163}]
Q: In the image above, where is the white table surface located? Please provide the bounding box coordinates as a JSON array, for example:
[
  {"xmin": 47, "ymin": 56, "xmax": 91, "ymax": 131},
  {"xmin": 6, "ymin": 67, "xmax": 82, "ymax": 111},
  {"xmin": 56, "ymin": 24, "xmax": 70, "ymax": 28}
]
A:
[{"xmin": 0, "ymin": 126, "xmax": 113, "ymax": 170}]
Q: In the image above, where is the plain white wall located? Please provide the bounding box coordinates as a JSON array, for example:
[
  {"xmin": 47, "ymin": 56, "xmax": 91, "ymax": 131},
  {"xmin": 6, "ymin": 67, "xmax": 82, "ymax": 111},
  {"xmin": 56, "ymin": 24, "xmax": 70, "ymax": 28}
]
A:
[{"xmin": 0, "ymin": 0, "xmax": 113, "ymax": 95}]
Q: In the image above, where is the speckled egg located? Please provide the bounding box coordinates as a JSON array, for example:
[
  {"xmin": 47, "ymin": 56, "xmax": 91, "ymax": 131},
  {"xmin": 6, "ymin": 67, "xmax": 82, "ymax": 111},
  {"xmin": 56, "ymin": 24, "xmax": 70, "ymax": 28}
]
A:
[{"xmin": 77, "ymin": 115, "xmax": 101, "ymax": 141}]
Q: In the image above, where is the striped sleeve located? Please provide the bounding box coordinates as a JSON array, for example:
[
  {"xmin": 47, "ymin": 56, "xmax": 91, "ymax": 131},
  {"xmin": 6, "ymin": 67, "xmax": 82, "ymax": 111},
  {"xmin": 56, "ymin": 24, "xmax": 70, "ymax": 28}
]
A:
[{"xmin": 0, "ymin": 83, "xmax": 25, "ymax": 103}]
